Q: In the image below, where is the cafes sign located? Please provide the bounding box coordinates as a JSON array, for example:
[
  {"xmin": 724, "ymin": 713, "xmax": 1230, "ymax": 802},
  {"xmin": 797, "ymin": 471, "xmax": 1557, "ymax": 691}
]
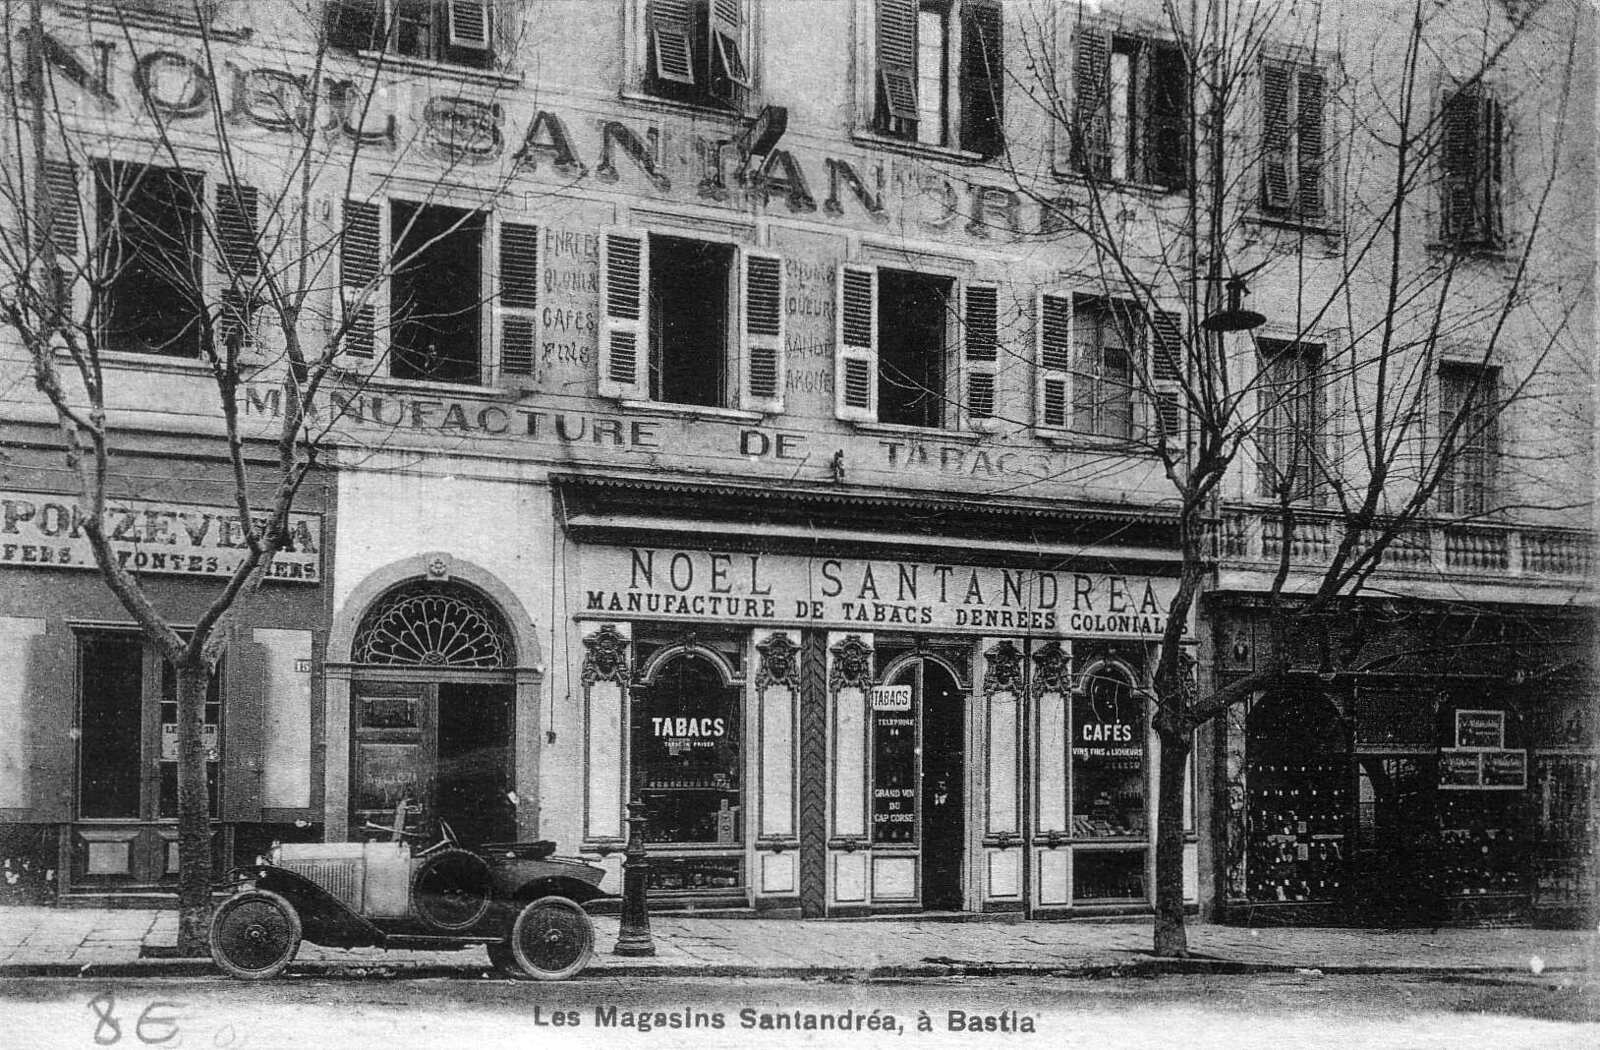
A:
[
  {"xmin": 581, "ymin": 546, "xmax": 1182, "ymax": 639},
  {"xmin": 0, "ymin": 491, "xmax": 320, "ymax": 583}
]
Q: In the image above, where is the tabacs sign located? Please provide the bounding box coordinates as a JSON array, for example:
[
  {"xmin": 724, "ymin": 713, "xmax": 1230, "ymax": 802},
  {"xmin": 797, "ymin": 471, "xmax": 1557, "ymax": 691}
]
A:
[{"xmin": 0, "ymin": 491, "xmax": 320, "ymax": 583}]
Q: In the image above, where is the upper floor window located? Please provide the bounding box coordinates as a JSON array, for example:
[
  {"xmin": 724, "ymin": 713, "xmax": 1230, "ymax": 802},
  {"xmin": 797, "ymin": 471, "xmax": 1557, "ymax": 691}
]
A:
[
  {"xmin": 326, "ymin": 0, "xmax": 496, "ymax": 70},
  {"xmin": 598, "ymin": 229, "xmax": 785, "ymax": 414},
  {"xmin": 1071, "ymin": 26, "xmax": 1187, "ymax": 189},
  {"xmin": 1256, "ymin": 339, "xmax": 1325, "ymax": 504},
  {"xmin": 643, "ymin": 0, "xmax": 751, "ymax": 109},
  {"xmin": 1439, "ymin": 81, "xmax": 1505, "ymax": 250},
  {"xmin": 1035, "ymin": 293, "xmax": 1184, "ymax": 442},
  {"xmin": 1260, "ymin": 58, "xmax": 1327, "ymax": 221},
  {"xmin": 338, "ymin": 197, "xmax": 539, "ymax": 386},
  {"xmin": 873, "ymin": 0, "xmax": 1004, "ymax": 156},
  {"xmin": 835, "ymin": 265, "xmax": 999, "ymax": 430},
  {"xmin": 1436, "ymin": 363, "xmax": 1501, "ymax": 516},
  {"xmin": 95, "ymin": 161, "xmax": 204, "ymax": 357}
]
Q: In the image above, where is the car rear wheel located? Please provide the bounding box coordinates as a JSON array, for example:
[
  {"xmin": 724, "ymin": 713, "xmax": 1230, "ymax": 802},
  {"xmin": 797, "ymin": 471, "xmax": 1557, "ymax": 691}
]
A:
[
  {"xmin": 509, "ymin": 896, "xmax": 593, "ymax": 980},
  {"xmin": 210, "ymin": 890, "xmax": 301, "ymax": 980}
]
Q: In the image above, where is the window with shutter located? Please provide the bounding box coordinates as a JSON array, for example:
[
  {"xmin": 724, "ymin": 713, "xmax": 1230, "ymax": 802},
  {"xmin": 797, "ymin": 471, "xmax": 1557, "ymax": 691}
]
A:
[
  {"xmin": 876, "ymin": 0, "xmax": 921, "ymax": 127},
  {"xmin": 1036, "ymin": 293, "xmax": 1072, "ymax": 431},
  {"xmin": 1437, "ymin": 364, "xmax": 1500, "ymax": 516},
  {"xmin": 1071, "ymin": 298, "xmax": 1136, "ymax": 440},
  {"xmin": 740, "ymin": 250, "xmax": 785, "ymax": 413},
  {"xmin": 876, "ymin": 1, "xmax": 1005, "ymax": 155},
  {"xmin": 1440, "ymin": 83, "xmax": 1505, "ymax": 249},
  {"xmin": 835, "ymin": 265, "xmax": 878, "ymax": 422},
  {"xmin": 1259, "ymin": 58, "xmax": 1329, "ymax": 221},
  {"xmin": 877, "ymin": 268, "xmax": 956, "ymax": 429},
  {"xmin": 38, "ymin": 159, "xmax": 80, "ymax": 328},
  {"xmin": 644, "ymin": 0, "xmax": 751, "ymax": 108},
  {"xmin": 1072, "ymin": 29, "xmax": 1188, "ymax": 189},
  {"xmin": 325, "ymin": 1, "xmax": 494, "ymax": 69},
  {"xmin": 962, "ymin": 284, "xmax": 999, "ymax": 429},
  {"xmin": 497, "ymin": 222, "xmax": 538, "ymax": 382},
  {"xmin": 1148, "ymin": 307, "xmax": 1186, "ymax": 443}
]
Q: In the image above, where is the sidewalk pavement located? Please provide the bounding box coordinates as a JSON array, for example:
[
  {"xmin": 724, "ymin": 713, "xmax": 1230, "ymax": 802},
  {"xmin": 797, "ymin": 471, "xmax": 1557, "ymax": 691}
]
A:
[{"xmin": 0, "ymin": 906, "xmax": 1595, "ymax": 979}]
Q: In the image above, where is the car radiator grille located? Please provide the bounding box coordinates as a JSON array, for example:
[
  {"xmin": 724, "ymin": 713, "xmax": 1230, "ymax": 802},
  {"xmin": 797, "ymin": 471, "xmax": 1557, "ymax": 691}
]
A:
[{"xmin": 280, "ymin": 859, "xmax": 362, "ymax": 911}]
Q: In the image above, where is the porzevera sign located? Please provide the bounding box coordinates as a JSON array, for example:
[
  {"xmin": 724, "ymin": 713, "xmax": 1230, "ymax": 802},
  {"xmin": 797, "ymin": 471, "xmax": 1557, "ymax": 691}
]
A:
[{"xmin": 0, "ymin": 491, "xmax": 321, "ymax": 582}]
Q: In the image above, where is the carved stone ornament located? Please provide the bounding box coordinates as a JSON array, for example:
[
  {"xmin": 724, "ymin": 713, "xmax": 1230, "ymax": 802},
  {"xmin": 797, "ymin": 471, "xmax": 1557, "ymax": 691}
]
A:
[
  {"xmin": 828, "ymin": 634, "xmax": 874, "ymax": 693},
  {"xmin": 755, "ymin": 632, "xmax": 800, "ymax": 692},
  {"xmin": 580, "ymin": 623, "xmax": 631, "ymax": 689},
  {"xmin": 1030, "ymin": 641, "xmax": 1071, "ymax": 698},
  {"xmin": 425, "ymin": 554, "xmax": 452, "ymax": 579},
  {"xmin": 982, "ymin": 640, "xmax": 1024, "ymax": 698}
]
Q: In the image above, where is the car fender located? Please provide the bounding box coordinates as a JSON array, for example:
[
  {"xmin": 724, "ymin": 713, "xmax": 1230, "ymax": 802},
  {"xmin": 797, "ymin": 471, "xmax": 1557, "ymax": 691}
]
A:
[
  {"xmin": 238, "ymin": 864, "xmax": 383, "ymax": 948},
  {"xmin": 512, "ymin": 874, "xmax": 614, "ymax": 907}
]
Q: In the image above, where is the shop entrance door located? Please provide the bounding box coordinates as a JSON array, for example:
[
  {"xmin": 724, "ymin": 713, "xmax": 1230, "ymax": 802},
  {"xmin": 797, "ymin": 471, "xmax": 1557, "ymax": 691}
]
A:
[
  {"xmin": 352, "ymin": 680, "xmax": 513, "ymax": 847},
  {"xmin": 73, "ymin": 632, "xmax": 221, "ymax": 888},
  {"xmin": 917, "ymin": 661, "xmax": 965, "ymax": 910}
]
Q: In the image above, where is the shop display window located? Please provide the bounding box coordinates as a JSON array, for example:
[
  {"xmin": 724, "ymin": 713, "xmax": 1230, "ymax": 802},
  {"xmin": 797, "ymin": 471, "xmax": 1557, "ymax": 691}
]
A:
[
  {"xmin": 1070, "ymin": 664, "xmax": 1145, "ymax": 839},
  {"xmin": 631, "ymin": 652, "xmax": 742, "ymax": 846},
  {"xmin": 1246, "ymin": 693, "xmax": 1349, "ymax": 903}
]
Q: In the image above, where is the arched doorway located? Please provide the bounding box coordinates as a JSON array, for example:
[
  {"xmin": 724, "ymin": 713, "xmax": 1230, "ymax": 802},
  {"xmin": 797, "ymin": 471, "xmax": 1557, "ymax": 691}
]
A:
[
  {"xmin": 882, "ymin": 656, "xmax": 965, "ymax": 910},
  {"xmin": 1245, "ymin": 692, "xmax": 1350, "ymax": 905},
  {"xmin": 349, "ymin": 580, "xmax": 517, "ymax": 847}
]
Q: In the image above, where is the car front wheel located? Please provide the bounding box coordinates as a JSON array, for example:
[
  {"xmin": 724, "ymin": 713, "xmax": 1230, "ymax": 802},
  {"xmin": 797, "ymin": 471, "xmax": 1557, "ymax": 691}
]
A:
[
  {"xmin": 508, "ymin": 896, "xmax": 593, "ymax": 980},
  {"xmin": 210, "ymin": 889, "xmax": 301, "ymax": 980}
]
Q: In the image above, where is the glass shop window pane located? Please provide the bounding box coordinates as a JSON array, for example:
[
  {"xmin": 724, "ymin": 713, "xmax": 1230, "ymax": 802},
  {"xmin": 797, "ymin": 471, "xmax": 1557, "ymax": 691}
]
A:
[{"xmin": 1071, "ymin": 667, "xmax": 1146, "ymax": 838}]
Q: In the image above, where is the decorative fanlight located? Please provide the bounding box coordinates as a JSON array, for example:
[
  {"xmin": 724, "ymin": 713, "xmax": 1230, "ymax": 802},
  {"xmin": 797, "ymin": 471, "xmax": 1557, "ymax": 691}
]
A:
[{"xmin": 353, "ymin": 582, "xmax": 512, "ymax": 668}]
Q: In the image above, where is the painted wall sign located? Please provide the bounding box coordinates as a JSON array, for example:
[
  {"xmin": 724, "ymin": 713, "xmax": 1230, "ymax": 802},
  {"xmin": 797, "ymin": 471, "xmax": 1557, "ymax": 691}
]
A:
[
  {"xmin": 580, "ymin": 547, "xmax": 1181, "ymax": 640},
  {"xmin": 31, "ymin": 30, "xmax": 1077, "ymax": 242},
  {"xmin": 0, "ymin": 491, "xmax": 321, "ymax": 582}
]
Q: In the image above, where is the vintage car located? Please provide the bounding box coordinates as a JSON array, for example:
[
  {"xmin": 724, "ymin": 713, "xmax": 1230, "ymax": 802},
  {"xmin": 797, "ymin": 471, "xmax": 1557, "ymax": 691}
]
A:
[{"xmin": 209, "ymin": 801, "xmax": 611, "ymax": 981}]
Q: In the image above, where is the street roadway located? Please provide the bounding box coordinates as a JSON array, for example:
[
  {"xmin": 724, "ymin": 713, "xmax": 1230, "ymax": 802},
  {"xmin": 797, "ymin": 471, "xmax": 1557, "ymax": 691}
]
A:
[{"xmin": 0, "ymin": 971, "xmax": 1594, "ymax": 1050}]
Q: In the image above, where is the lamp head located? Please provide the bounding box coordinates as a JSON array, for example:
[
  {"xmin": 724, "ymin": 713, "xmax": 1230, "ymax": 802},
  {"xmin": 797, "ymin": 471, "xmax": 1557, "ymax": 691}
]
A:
[{"xmin": 1201, "ymin": 275, "xmax": 1267, "ymax": 333}]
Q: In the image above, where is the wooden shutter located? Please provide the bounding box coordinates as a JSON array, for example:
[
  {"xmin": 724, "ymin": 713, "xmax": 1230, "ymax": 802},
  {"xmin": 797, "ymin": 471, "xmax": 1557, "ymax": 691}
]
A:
[
  {"xmin": 1296, "ymin": 67, "xmax": 1325, "ymax": 217},
  {"xmin": 216, "ymin": 183, "xmax": 259, "ymax": 359},
  {"xmin": 26, "ymin": 620, "xmax": 75, "ymax": 822},
  {"xmin": 498, "ymin": 221, "xmax": 539, "ymax": 381},
  {"xmin": 1261, "ymin": 60, "xmax": 1293, "ymax": 210},
  {"xmin": 340, "ymin": 199, "xmax": 383, "ymax": 360},
  {"xmin": 740, "ymin": 249, "xmax": 785, "ymax": 414},
  {"xmin": 40, "ymin": 159, "xmax": 81, "ymax": 327},
  {"xmin": 835, "ymin": 264, "xmax": 877, "ymax": 421},
  {"xmin": 1036, "ymin": 293, "xmax": 1073, "ymax": 430},
  {"xmin": 963, "ymin": 283, "xmax": 999, "ymax": 429},
  {"xmin": 650, "ymin": 0, "xmax": 697, "ymax": 85},
  {"xmin": 599, "ymin": 228, "xmax": 649, "ymax": 400},
  {"xmin": 877, "ymin": 0, "xmax": 920, "ymax": 122},
  {"xmin": 711, "ymin": 0, "xmax": 750, "ymax": 88},
  {"xmin": 959, "ymin": 2, "xmax": 1004, "ymax": 158},
  {"xmin": 1148, "ymin": 307, "xmax": 1186, "ymax": 442},
  {"xmin": 222, "ymin": 632, "xmax": 264, "ymax": 823},
  {"xmin": 447, "ymin": 0, "xmax": 491, "ymax": 50},
  {"xmin": 1072, "ymin": 25, "xmax": 1111, "ymax": 177},
  {"xmin": 1441, "ymin": 83, "xmax": 1505, "ymax": 246},
  {"xmin": 1145, "ymin": 42, "xmax": 1189, "ymax": 189}
]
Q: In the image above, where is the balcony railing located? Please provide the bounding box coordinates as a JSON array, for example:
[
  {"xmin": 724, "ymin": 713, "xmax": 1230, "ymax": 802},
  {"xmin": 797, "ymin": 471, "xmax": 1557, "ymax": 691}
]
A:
[{"xmin": 1215, "ymin": 506, "xmax": 1594, "ymax": 585}]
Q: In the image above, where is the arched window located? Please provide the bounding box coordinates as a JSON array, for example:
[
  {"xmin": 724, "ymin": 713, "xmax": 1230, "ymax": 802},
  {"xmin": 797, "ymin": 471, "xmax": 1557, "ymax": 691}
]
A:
[
  {"xmin": 353, "ymin": 581, "xmax": 514, "ymax": 668},
  {"xmin": 631, "ymin": 651, "xmax": 741, "ymax": 848}
]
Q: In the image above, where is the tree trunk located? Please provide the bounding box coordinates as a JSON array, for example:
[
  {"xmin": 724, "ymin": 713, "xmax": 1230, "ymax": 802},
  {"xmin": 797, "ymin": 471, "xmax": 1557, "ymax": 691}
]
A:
[
  {"xmin": 175, "ymin": 658, "xmax": 214, "ymax": 955},
  {"xmin": 1153, "ymin": 722, "xmax": 1193, "ymax": 957}
]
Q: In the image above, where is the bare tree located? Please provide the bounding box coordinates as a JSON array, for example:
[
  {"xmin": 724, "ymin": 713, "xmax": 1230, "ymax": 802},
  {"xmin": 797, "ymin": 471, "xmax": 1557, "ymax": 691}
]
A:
[
  {"xmin": 0, "ymin": 0, "xmax": 529, "ymax": 950},
  {"xmin": 975, "ymin": 0, "xmax": 1590, "ymax": 954}
]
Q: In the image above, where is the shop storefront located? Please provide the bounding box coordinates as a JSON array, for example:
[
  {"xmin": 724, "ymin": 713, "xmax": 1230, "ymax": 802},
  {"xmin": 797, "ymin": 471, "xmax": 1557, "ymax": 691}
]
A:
[
  {"xmin": 561, "ymin": 476, "xmax": 1198, "ymax": 917},
  {"xmin": 0, "ymin": 452, "xmax": 328, "ymax": 900},
  {"xmin": 1214, "ymin": 598, "xmax": 1597, "ymax": 927}
]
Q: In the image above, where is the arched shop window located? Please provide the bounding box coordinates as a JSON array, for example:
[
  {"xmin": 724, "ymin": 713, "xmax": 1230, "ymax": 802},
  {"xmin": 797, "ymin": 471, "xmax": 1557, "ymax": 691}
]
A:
[
  {"xmin": 1246, "ymin": 692, "xmax": 1350, "ymax": 904},
  {"xmin": 631, "ymin": 650, "xmax": 743, "ymax": 851},
  {"xmin": 353, "ymin": 580, "xmax": 514, "ymax": 668},
  {"xmin": 1070, "ymin": 661, "xmax": 1148, "ymax": 902}
]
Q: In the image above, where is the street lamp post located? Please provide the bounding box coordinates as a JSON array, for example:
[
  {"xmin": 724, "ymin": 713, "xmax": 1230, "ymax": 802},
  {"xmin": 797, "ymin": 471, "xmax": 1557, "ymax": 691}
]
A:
[{"xmin": 612, "ymin": 798, "xmax": 656, "ymax": 957}]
